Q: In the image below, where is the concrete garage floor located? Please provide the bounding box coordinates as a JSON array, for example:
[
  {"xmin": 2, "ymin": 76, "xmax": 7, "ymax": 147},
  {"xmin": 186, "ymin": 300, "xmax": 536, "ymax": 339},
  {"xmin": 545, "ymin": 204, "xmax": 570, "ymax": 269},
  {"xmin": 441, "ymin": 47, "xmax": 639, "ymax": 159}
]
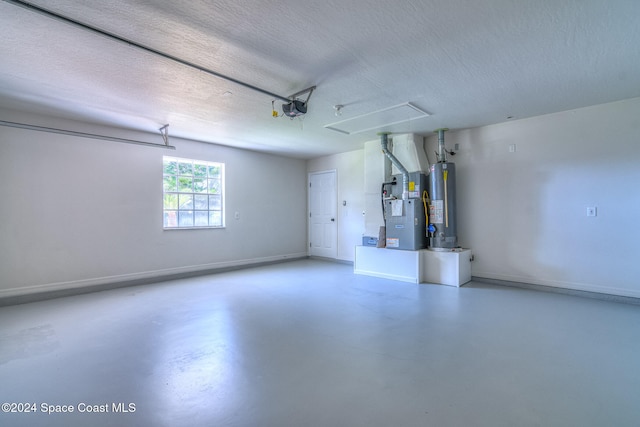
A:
[{"xmin": 1, "ymin": 259, "xmax": 639, "ymax": 427}]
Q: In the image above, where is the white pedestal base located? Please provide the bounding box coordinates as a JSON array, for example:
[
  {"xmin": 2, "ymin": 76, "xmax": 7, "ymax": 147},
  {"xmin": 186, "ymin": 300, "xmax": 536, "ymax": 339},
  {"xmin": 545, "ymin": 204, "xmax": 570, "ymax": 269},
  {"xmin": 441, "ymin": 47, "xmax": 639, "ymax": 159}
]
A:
[
  {"xmin": 354, "ymin": 246, "xmax": 472, "ymax": 287},
  {"xmin": 421, "ymin": 249, "xmax": 472, "ymax": 287}
]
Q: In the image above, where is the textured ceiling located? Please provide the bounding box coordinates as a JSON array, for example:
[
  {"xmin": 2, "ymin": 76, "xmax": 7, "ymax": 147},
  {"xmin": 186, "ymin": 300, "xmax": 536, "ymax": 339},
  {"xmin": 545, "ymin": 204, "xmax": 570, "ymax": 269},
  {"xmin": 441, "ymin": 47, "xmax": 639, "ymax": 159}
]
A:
[{"xmin": 1, "ymin": 0, "xmax": 639, "ymax": 158}]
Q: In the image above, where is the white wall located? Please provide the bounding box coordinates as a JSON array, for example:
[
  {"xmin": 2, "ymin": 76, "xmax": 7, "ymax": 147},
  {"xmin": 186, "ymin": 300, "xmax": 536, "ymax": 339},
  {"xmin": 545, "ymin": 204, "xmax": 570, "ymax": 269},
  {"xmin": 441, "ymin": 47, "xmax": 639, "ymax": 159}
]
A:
[
  {"xmin": 308, "ymin": 98, "xmax": 640, "ymax": 297},
  {"xmin": 424, "ymin": 98, "xmax": 640, "ymax": 298},
  {"xmin": 0, "ymin": 110, "xmax": 308, "ymax": 297},
  {"xmin": 307, "ymin": 150, "xmax": 364, "ymax": 262},
  {"xmin": 363, "ymin": 139, "xmax": 388, "ymax": 238},
  {"xmin": 5, "ymin": 97, "xmax": 637, "ymax": 298}
]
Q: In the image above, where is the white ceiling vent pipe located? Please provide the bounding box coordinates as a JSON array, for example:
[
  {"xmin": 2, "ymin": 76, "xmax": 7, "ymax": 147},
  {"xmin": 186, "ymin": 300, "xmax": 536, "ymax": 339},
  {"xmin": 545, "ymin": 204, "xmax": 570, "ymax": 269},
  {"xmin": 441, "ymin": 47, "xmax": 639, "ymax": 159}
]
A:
[{"xmin": 379, "ymin": 132, "xmax": 409, "ymax": 200}]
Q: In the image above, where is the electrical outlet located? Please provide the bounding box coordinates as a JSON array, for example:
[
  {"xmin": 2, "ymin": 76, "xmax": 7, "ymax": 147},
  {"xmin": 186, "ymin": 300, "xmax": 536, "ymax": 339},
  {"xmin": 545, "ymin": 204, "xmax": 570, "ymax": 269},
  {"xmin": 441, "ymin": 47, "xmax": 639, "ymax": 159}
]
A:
[{"xmin": 586, "ymin": 207, "xmax": 597, "ymax": 217}]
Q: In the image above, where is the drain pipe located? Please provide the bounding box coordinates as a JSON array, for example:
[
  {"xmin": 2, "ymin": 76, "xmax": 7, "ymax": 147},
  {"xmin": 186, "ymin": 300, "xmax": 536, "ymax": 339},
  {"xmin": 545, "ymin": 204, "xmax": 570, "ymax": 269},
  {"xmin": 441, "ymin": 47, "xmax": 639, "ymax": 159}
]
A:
[
  {"xmin": 379, "ymin": 132, "xmax": 409, "ymax": 200},
  {"xmin": 435, "ymin": 128, "xmax": 449, "ymax": 162}
]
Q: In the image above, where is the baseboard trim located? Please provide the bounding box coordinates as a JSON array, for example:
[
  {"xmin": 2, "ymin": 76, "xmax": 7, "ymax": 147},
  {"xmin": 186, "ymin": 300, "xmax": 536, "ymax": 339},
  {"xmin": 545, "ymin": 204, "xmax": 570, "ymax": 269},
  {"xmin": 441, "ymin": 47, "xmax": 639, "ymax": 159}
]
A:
[
  {"xmin": 471, "ymin": 270, "xmax": 640, "ymax": 299},
  {"xmin": 472, "ymin": 276, "xmax": 640, "ymax": 306},
  {"xmin": 0, "ymin": 254, "xmax": 308, "ymax": 307},
  {"xmin": 309, "ymin": 256, "xmax": 354, "ymax": 266}
]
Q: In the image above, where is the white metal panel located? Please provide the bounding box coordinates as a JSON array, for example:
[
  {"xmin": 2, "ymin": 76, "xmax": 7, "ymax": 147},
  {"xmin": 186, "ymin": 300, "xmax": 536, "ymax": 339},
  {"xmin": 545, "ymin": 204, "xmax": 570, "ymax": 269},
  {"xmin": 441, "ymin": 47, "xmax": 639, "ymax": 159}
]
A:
[{"xmin": 325, "ymin": 103, "xmax": 430, "ymax": 135}]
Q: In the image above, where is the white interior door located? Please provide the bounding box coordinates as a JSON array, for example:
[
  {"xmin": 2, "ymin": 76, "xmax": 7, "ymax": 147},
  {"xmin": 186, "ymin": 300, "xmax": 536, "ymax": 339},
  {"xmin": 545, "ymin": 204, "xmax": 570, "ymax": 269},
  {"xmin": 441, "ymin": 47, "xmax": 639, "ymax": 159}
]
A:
[{"xmin": 309, "ymin": 170, "xmax": 337, "ymax": 258}]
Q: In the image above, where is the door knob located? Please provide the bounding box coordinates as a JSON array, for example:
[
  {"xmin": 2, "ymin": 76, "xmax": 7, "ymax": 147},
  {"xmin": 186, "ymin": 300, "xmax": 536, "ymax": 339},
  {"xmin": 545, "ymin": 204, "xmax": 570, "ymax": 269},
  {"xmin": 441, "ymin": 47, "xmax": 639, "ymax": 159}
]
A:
[{"xmin": 331, "ymin": 218, "xmax": 335, "ymax": 222}]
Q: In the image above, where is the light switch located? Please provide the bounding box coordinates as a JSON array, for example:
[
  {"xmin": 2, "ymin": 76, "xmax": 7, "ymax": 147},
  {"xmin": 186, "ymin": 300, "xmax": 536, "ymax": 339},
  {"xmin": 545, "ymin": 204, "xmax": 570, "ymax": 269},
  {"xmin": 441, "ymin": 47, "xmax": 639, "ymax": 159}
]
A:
[{"xmin": 586, "ymin": 207, "xmax": 597, "ymax": 217}]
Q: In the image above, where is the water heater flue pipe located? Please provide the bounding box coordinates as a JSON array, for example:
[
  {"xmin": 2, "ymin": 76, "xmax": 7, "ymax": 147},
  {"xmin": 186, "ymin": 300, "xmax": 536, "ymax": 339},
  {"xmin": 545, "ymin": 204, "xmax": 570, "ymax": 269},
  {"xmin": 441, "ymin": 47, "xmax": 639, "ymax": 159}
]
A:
[
  {"xmin": 379, "ymin": 132, "xmax": 409, "ymax": 199},
  {"xmin": 435, "ymin": 128, "xmax": 449, "ymax": 162}
]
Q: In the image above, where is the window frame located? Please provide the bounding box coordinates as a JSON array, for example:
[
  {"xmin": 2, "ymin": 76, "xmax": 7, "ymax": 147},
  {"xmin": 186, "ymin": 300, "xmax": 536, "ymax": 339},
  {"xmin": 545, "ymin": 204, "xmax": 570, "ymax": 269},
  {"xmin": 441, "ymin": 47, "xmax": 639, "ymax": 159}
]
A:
[{"xmin": 162, "ymin": 156, "xmax": 225, "ymax": 229}]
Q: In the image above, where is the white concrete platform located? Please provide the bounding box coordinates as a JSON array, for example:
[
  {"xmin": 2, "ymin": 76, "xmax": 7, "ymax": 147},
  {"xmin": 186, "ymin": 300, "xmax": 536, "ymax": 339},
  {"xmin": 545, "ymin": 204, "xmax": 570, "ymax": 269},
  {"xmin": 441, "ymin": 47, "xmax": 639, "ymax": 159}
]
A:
[{"xmin": 354, "ymin": 245, "xmax": 472, "ymax": 286}]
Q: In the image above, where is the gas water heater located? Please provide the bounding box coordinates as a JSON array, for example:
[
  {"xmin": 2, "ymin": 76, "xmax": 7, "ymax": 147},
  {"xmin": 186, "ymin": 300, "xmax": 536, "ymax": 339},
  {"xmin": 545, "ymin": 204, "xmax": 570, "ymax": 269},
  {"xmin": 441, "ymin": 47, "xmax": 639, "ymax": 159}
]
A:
[{"xmin": 428, "ymin": 129, "xmax": 458, "ymax": 250}]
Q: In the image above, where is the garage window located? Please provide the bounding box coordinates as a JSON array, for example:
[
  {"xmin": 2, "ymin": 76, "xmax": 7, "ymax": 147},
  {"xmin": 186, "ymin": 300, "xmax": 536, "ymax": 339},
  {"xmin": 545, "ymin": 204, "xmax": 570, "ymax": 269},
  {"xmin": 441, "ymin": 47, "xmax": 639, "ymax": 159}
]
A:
[{"xmin": 163, "ymin": 156, "xmax": 224, "ymax": 228}]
